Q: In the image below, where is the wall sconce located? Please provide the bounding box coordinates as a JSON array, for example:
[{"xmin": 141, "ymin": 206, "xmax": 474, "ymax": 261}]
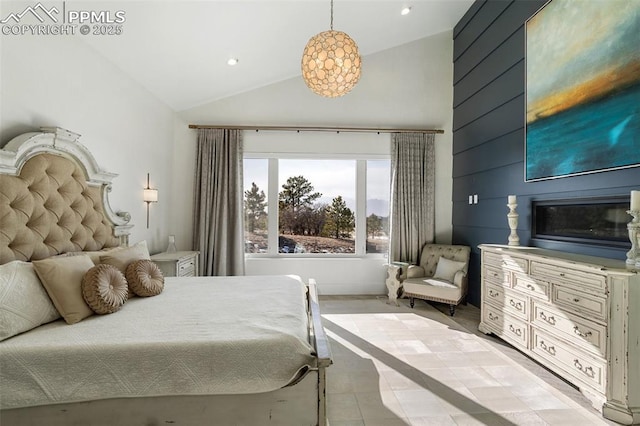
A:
[{"xmin": 143, "ymin": 173, "xmax": 158, "ymax": 229}]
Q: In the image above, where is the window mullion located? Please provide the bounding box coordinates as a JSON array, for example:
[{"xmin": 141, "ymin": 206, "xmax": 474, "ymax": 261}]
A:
[
  {"xmin": 268, "ymin": 158, "xmax": 279, "ymax": 255},
  {"xmin": 356, "ymin": 160, "xmax": 367, "ymax": 256}
]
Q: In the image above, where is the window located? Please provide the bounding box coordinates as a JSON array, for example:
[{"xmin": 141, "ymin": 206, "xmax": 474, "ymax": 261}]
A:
[
  {"xmin": 243, "ymin": 157, "xmax": 390, "ymax": 256},
  {"xmin": 279, "ymin": 159, "xmax": 356, "ymax": 254},
  {"xmin": 243, "ymin": 159, "xmax": 269, "ymax": 253},
  {"xmin": 366, "ymin": 160, "xmax": 390, "ymax": 254}
]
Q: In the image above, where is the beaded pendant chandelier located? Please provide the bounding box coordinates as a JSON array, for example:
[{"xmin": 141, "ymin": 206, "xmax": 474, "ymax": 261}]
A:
[{"xmin": 301, "ymin": 0, "xmax": 361, "ymax": 98}]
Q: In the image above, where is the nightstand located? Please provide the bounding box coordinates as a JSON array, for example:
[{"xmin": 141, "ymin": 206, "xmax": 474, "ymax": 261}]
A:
[{"xmin": 150, "ymin": 251, "xmax": 199, "ymax": 277}]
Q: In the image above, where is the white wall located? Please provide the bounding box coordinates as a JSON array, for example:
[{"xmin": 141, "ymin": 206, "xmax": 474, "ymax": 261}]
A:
[
  {"xmin": 176, "ymin": 32, "xmax": 455, "ymax": 294},
  {"xmin": 171, "ymin": 115, "xmax": 196, "ymax": 252},
  {"xmin": 0, "ymin": 33, "xmax": 177, "ymax": 253}
]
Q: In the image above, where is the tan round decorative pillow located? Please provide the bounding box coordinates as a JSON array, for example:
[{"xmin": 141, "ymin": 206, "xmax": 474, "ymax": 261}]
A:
[
  {"xmin": 125, "ymin": 259, "xmax": 164, "ymax": 297},
  {"xmin": 82, "ymin": 264, "xmax": 128, "ymax": 314}
]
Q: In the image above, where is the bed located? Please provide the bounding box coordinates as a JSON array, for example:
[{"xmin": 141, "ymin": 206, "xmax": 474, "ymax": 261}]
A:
[{"xmin": 0, "ymin": 127, "xmax": 331, "ymax": 425}]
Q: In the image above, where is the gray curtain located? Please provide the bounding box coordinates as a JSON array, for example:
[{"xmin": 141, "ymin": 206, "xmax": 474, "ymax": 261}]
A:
[
  {"xmin": 389, "ymin": 132, "xmax": 436, "ymax": 265},
  {"xmin": 192, "ymin": 129, "xmax": 245, "ymax": 276}
]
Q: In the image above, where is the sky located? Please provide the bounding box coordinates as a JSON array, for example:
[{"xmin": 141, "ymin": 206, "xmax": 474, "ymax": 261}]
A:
[{"xmin": 244, "ymin": 159, "xmax": 390, "ymax": 216}]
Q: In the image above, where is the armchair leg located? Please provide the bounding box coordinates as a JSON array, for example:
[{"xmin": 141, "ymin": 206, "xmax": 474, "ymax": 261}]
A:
[
  {"xmin": 449, "ymin": 305, "xmax": 455, "ymax": 316},
  {"xmin": 410, "ymin": 298, "xmax": 415, "ymax": 308}
]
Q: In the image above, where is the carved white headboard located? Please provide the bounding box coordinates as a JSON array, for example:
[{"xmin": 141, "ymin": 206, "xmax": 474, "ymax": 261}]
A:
[{"xmin": 0, "ymin": 127, "xmax": 132, "ymax": 264}]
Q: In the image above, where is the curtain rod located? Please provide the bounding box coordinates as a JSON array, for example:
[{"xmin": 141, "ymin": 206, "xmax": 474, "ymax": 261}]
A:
[{"xmin": 188, "ymin": 124, "xmax": 444, "ymax": 135}]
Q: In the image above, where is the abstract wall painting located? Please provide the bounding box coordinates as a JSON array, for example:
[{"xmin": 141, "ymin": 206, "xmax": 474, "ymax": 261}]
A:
[{"xmin": 525, "ymin": 0, "xmax": 640, "ymax": 181}]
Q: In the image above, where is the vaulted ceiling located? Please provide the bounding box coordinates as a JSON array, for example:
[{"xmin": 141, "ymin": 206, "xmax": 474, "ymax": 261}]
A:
[{"xmin": 79, "ymin": 1, "xmax": 473, "ymax": 111}]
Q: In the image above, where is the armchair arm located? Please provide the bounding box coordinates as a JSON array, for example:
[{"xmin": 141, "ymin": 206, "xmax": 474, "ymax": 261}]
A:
[
  {"xmin": 453, "ymin": 270, "xmax": 465, "ymax": 286},
  {"xmin": 407, "ymin": 265, "xmax": 425, "ymax": 278},
  {"xmin": 453, "ymin": 270, "xmax": 469, "ymax": 297}
]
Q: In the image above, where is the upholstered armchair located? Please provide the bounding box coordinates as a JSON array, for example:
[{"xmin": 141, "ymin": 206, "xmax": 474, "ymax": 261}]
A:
[{"xmin": 388, "ymin": 243, "xmax": 471, "ymax": 316}]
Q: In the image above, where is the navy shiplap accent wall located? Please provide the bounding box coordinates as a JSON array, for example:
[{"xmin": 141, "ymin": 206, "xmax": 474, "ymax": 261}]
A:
[{"xmin": 452, "ymin": 0, "xmax": 640, "ymax": 307}]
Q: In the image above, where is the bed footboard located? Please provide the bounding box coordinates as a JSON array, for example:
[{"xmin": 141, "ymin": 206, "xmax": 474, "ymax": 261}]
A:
[
  {"xmin": 1, "ymin": 373, "xmax": 321, "ymax": 426},
  {"xmin": 307, "ymin": 278, "xmax": 332, "ymax": 426}
]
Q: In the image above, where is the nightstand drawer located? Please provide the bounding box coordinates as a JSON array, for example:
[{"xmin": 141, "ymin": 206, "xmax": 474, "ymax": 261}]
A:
[{"xmin": 178, "ymin": 258, "xmax": 196, "ymax": 276}]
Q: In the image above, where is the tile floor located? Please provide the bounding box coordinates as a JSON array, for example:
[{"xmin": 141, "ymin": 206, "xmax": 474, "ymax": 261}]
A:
[{"xmin": 320, "ymin": 296, "xmax": 616, "ymax": 426}]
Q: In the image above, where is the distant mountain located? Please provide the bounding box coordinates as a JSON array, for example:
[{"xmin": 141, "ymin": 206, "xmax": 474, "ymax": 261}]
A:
[
  {"xmin": 367, "ymin": 199, "xmax": 389, "ymax": 217},
  {"xmin": 316, "ymin": 197, "xmax": 389, "ymax": 217}
]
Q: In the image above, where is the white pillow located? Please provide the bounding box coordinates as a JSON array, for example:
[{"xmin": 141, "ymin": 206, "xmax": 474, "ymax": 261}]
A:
[
  {"xmin": 432, "ymin": 257, "xmax": 466, "ymax": 283},
  {"xmin": 99, "ymin": 240, "xmax": 150, "ymax": 273},
  {"xmin": 0, "ymin": 261, "xmax": 61, "ymax": 341},
  {"xmin": 33, "ymin": 255, "xmax": 95, "ymax": 325}
]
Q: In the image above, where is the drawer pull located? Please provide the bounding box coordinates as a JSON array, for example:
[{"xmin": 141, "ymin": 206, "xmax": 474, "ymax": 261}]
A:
[
  {"xmin": 488, "ymin": 312, "xmax": 498, "ymax": 321},
  {"xmin": 573, "ymin": 359, "xmax": 595, "ymax": 378},
  {"xmin": 526, "ymin": 284, "xmax": 535, "ymax": 290},
  {"xmin": 508, "ymin": 324, "xmax": 522, "ymax": 336},
  {"xmin": 539, "ymin": 311, "xmax": 556, "ymax": 325},
  {"xmin": 180, "ymin": 261, "xmax": 195, "ymax": 270},
  {"xmin": 573, "ymin": 326, "xmax": 593, "ymax": 338},
  {"xmin": 559, "ymin": 273, "xmax": 566, "ymax": 277},
  {"xmin": 509, "ymin": 299, "xmax": 523, "ymax": 310},
  {"xmin": 488, "ymin": 290, "xmax": 498, "ymax": 297},
  {"xmin": 573, "ymin": 298, "xmax": 581, "ymax": 303},
  {"xmin": 540, "ymin": 340, "xmax": 556, "ymax": 355}
]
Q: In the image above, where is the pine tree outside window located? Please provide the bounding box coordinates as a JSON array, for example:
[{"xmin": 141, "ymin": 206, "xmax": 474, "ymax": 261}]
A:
[{"xmin": 243, "ymin": 157, "xmax": 390, "ymax": 257}]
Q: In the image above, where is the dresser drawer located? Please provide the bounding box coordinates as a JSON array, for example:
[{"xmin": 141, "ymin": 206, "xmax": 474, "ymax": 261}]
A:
[
  {"xmin": 552, "ymin": 285, "xmax": 607, "ymax": 322},
  {"xmin": 484, "ymin": 282, "xmax": 505, "ymax": 306},
  {"xmin": 531, "ymin": 301, "xmax": 606, "ymax": 357},
  {"xmin": 482, "ymin": 305, "xmax": 528, "ymax": 349},
  {"xmin": 484, "ymin": 283, "xmax": 528, "ymax": 319},
  {"xmin": 504, "ymin": 289, "xmax": 528, "ymax": 320},
  {"xmin": 484, "ymin": 251, "xmax": 528, "ymax": 274},
  {"xmin": 531, "ymin": 328, "xmax": 606, "ymax": 393},
  {"xmin": 483, "ymin": 265, "xmax": 510, "ymax": 287},
  {"xmin": 512, "ymin": 274, "xmax": 549, "ymax": 300},
  {"xmin": 531, "ymin": 261, "xmax": 607, "ymax": 294}
]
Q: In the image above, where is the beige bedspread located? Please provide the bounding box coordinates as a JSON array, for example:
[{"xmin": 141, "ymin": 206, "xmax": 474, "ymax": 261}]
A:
[{"xmin": 0, "ymin": 275, "xmax": 315, "ymax": 409}]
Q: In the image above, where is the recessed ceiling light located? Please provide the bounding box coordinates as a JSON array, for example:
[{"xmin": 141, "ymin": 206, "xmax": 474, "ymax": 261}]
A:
[
  {"xmin": 227, "ymin": 58, "xmax": 239, "ymax": 66},
  {"xmin": 401, "ymin": 6, "xmax": 412, "ymax": 15}
]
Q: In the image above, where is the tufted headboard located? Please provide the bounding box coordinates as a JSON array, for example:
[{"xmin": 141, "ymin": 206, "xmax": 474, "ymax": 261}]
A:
[{"xmin": 0, "ymin": 127, "xmax": 132, "ymax": 264}]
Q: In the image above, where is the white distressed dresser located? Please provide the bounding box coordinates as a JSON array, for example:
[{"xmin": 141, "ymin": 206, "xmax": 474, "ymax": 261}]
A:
[{"xmin": 478, "ymin": 244, "xmax": 639, "ymax": 425}]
